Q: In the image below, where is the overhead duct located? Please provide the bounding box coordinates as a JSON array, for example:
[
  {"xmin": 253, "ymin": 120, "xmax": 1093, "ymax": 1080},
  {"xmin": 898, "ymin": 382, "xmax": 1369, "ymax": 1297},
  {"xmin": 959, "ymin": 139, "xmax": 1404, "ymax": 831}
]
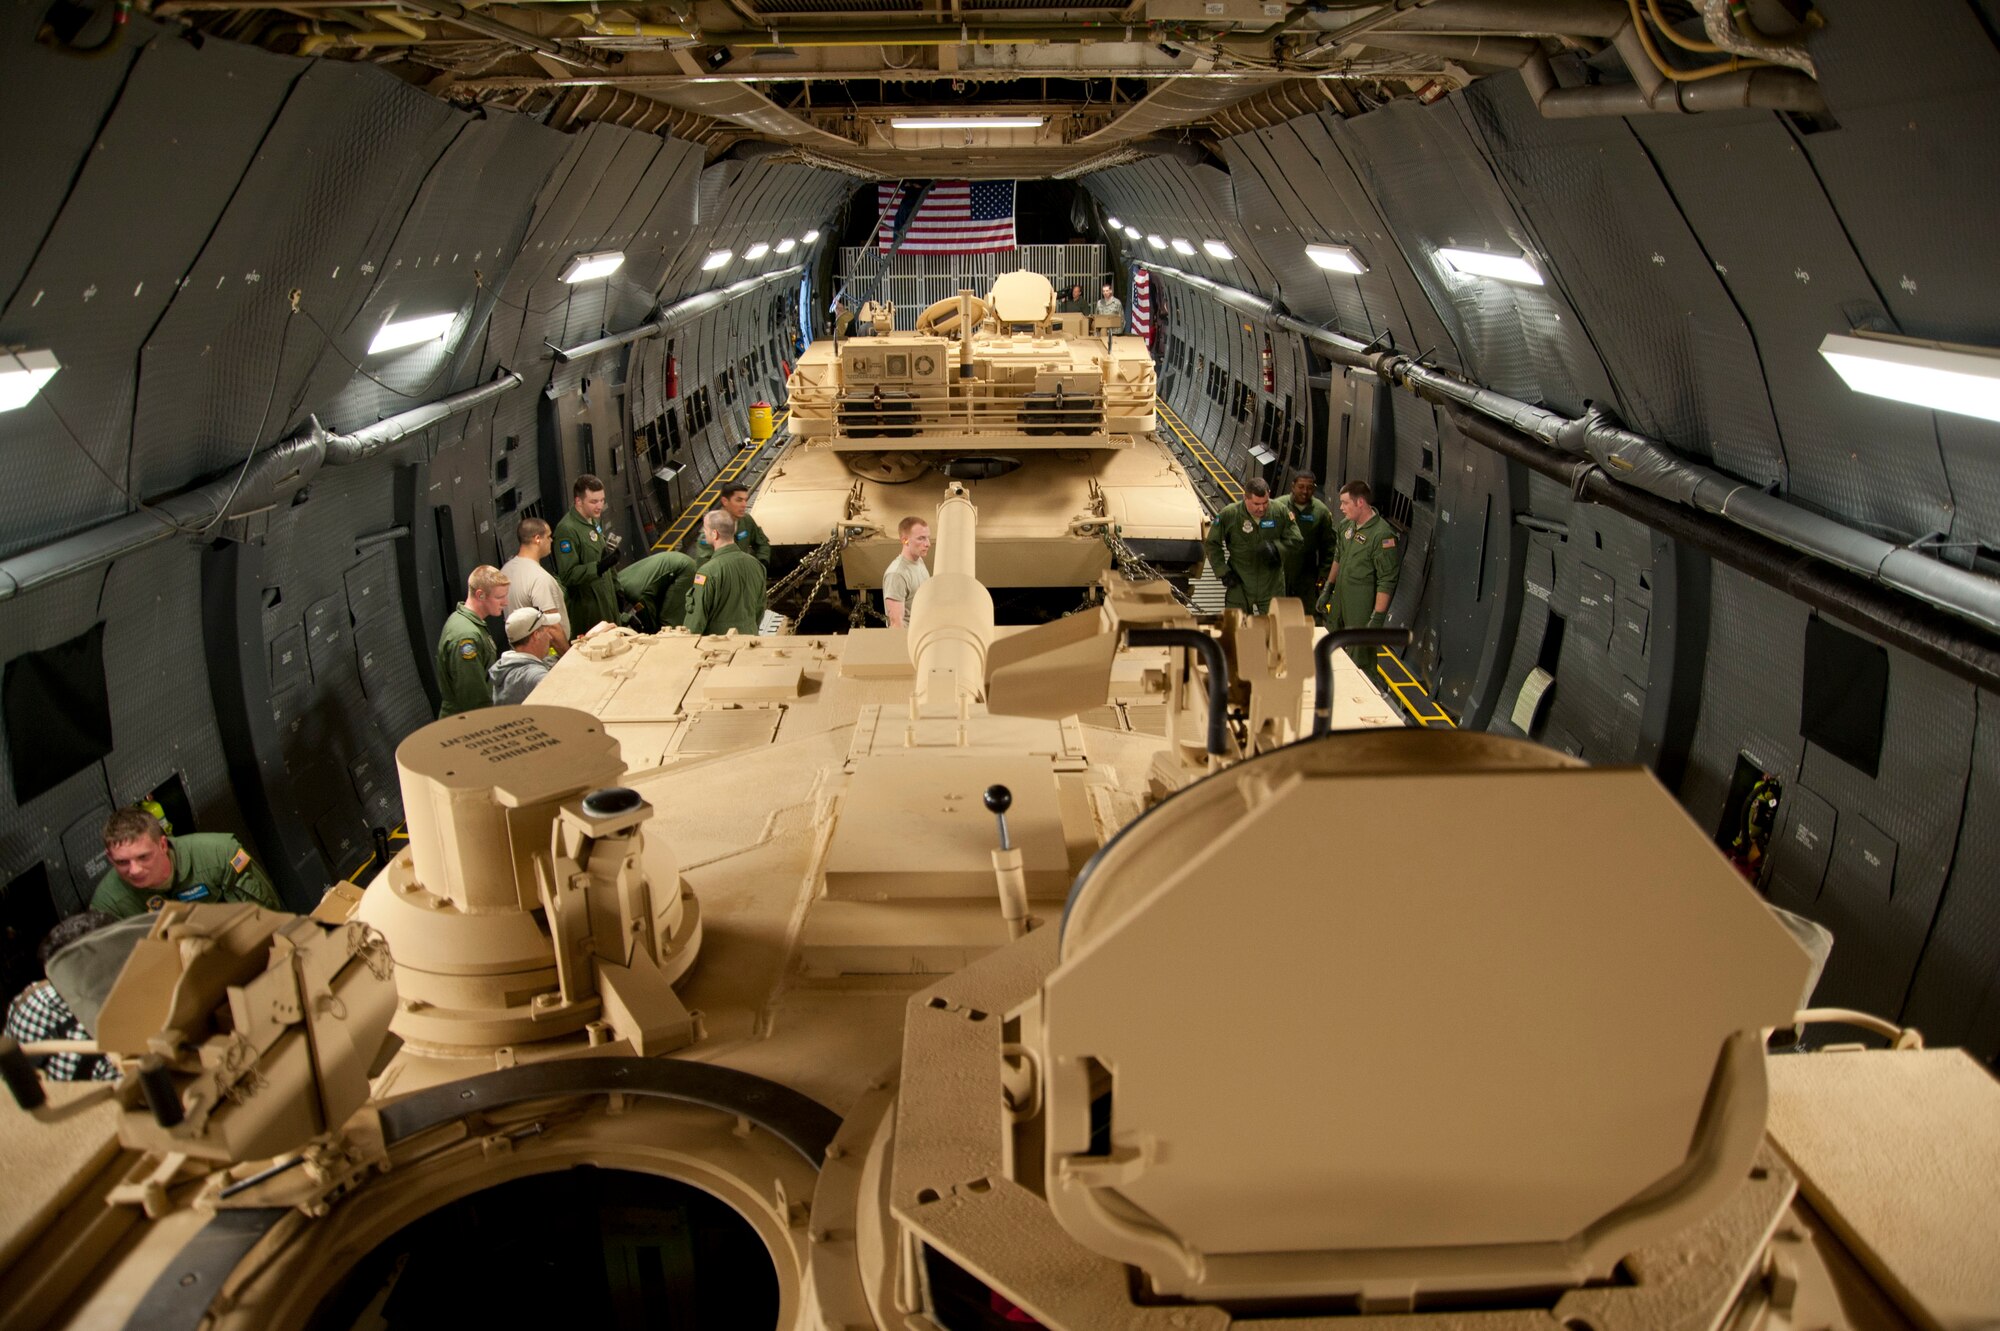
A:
[
  {"xmin": 0, "ymin": 369, "xmax": 523, "ymax": 602},
  {"xmin": 551, "ymin": 265, "xmax": 804, "ymax": 364},
  {"xmin": 1137, "ymin": 261, "xmax": 2000, "ymax": 686}
]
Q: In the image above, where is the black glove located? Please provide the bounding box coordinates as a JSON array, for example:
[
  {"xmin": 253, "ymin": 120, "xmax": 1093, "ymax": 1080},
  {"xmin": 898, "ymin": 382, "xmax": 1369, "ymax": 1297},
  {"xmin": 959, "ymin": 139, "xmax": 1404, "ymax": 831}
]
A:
[
  {"xmin": 1260, "ymin": 540, "xmax": 1281, "ymax": 567},
  {"xmin": 602, "ymin": 532, "xmax": 626, "ymax": 565},
  {"xmin": 1367, "ymin": 611, "xmax": 1388, "ymax": 628},
  {"xmin": 1222, "ymin": 570, "xmax": 1243, "ymax": 589}
]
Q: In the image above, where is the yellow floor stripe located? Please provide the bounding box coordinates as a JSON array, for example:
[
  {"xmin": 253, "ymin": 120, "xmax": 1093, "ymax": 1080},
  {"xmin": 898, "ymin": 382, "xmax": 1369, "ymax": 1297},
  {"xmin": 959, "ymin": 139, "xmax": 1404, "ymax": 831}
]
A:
[
  {"xmin": 653, "ymin": 409, "xmax": 790, "ymax": 552},
  {"xmin": 344, "ymin": 823, "xmax": 410, "ymax": 884}
]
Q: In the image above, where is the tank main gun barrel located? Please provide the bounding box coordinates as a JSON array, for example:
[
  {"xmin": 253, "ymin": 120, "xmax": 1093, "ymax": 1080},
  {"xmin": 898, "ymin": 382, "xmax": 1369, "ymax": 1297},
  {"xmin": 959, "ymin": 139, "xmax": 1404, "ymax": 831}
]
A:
[{"xmin": 908, "ymin": 481, "xmax": 994, "ymax": 706}]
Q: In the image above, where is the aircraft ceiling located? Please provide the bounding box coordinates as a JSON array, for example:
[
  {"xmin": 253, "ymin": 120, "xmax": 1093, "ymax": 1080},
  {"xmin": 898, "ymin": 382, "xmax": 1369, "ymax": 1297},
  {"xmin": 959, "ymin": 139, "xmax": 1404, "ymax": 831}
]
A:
[{"xmin": 113, "ymin": 0, "xmax": 1826, "ymax": 178}]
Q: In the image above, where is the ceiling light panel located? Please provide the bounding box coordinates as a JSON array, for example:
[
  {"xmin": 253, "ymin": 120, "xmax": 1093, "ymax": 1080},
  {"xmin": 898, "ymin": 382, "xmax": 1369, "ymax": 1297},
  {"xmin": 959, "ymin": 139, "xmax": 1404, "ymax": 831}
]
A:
[
  {"xmin": 1146, "ymin": 234, "xmax": 1166, "ymax": 250},
  {"xmin": 890, "ymin": 116, "xmax": 1044, "ymax": 130},
  {"xmin": 1107, "ymin": 216, "xmax": 1123, "ymax": 228},
  {"xmin": 1305, "ymin": 243, "xmax": 1368, "ymax": 275},
  {"xmin": 1438, "ymin": 246, "xmax": 1543, "ymax": 286},
  {"xmin": 744, "ymin": 242, "xmax": 771, "ymax": 261},
  {"xmin": 559, "ymin": 250, "xmax": 625, "ymax": 283},
  {"xmin": 1203, "ymin": 240, "xmax": 1235, "ymax": 260},
  {"xmin": 0, "ymin": 349, "xmax": 60, "ymax": 413},
  {"xmin": 1820, "ymin": 332, "xmax": 2000, "ymax": 423},
  {"xmin": 701, "ymin": 249, "xmax": 732, "ymax": 271},
  {"xmin": 1170, "ymin": 238, "xmax": 1195, "ymax": 256},
  {"xmin": 776, "ymin": 238, "xmax": 797, "ymax": 254},
  {"xmin": 368, "ymin": 312, "xmax": 456, "ymax": 356},
  {"xmin": 803, "ymin": 230, "xmax": 820, "ymax": 243},
  {"xmin": 1123, "ymin": 225, "xmax": 1141, "ymax": 240}
]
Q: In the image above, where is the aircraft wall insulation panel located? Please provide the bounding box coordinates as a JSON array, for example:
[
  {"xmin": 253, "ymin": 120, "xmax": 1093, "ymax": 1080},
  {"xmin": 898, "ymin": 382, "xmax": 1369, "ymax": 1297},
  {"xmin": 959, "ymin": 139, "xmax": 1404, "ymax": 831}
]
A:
[{"xmin": 1903, "ymin": 700, "xmax": 2000, "ymax": 1054}]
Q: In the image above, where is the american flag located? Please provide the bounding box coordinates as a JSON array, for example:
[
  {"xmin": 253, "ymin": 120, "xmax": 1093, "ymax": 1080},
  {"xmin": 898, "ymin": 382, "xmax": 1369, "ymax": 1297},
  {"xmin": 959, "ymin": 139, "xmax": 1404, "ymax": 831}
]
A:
[
  {"xmin": 1130, "ymin": 265, "xmax": 1152, "ymax": 343},
  {"xmin": 876, "ymin": 181, "xmax": 1017, "ymax": 255}
]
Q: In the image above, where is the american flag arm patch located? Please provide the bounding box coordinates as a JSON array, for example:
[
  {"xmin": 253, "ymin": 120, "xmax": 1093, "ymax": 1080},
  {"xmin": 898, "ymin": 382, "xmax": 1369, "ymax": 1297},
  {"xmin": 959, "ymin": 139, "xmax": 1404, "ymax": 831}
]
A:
[
  {"xmin": 693, "ymin": 573, "xmax": 706, "ymax": 585},
  {"xmin": 230, "ymin": 849, "xmax": 251, "ymax": 873},
  {"xmin": 1382, "ymin": 537, "xmax": 1396, "ymax": 548}
]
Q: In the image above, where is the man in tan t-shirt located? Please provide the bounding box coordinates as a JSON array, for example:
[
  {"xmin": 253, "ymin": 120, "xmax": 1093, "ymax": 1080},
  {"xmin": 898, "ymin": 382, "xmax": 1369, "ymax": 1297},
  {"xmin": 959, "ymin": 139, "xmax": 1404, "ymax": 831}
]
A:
[
  {"xmin": 881, "ymin": 516, "xmax": 931, "ymax": 629},
  {"xmin": 500, "ymin": 516, "xmax": 571, "ymax": 653}
]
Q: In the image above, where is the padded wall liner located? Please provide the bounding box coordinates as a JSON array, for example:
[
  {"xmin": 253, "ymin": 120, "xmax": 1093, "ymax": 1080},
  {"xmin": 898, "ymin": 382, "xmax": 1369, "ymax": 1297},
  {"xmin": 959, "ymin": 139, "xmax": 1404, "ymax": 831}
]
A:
[
  {"xmin": 1630, "ymin": 115, "xmax": 1952, "ymax": 546},
  {"xmin": 1462, "ymin": 80, "xmax": 1786, "ymax": 478},
  {"xmin": 0, "ymin": 35, "xmax": 297, "ymax": 553}
]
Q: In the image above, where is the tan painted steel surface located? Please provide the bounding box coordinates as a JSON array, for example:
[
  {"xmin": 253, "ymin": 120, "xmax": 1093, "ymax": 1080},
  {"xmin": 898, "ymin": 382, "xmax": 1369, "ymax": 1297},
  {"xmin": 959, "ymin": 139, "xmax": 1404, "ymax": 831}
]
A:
[
  {"xmin": 0, "ymin": 493, "xmax": 1993, "ymax": 1330},
  {"xmin": 757, "ymin": 271, "xmax": 1202, "ymax": 589}
]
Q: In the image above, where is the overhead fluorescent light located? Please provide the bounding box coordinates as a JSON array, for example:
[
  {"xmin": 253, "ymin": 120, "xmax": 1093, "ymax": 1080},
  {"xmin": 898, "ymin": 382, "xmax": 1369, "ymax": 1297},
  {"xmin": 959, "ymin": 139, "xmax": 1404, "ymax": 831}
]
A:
[
  {"xmin": 776, "ymin": 238, "xmax": 797, "ymax": 254},
  {"xmin": 559, "ymin": 250, "xmax": 625, "ymax": 283},
  {"xmin": 367, "ymin": 311, "xmax": 455, "ymax": 355},
  {"xmin": 1170, "ymin": 238, "xmax": 1195, "ymax": 256},
  {"xmin": 1305, "ymin": 242, "xmax": 1368, "ymax": 275},
  {"xmin": 890, "ymin": 116, "xmax": 1044, "ymax": 130},
  {"xmin": 701, "ymin": 249, "xmax": 732, "ymax": 271},
  {"xmin": 1123, "ymin": 225, "xmax": 1141, "ymax": 240},
  {"xmin": 1107, "ymin": 216, "xmax": 1123, "ymax": 228},
  {"xmin": 744, "ymin": 242, "xmax": 771, "ymax": 261},
  {"xmin": 1202, "ymin": 239, "xmax": 1235, "ymax": 260},
  {"xmin": 0, "ymin": 349, "xmax": 60, "ymax": 413},
  {"xmin": 1820, "ymin": 331, "xmax": 2000, "ymax": 424},
  {"xmin": 1438, "ymin": 246, "xmax": 1543, "ymax": 286},
  {"xmin": 802, "ymin": 229, "xmax": 820, "ymax": 243},
  {"xmin": 1249, "ymin": 444, "xmax": 1278, "ymax": 464},
  {"xmin": 1146, "ymin": 234, "xmax": 1166, "ymax": 250}
]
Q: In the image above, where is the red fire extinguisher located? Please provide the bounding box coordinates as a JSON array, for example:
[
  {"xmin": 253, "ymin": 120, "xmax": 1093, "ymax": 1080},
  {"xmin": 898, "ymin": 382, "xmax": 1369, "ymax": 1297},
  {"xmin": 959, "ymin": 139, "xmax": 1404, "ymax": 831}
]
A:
[
  {"xmin": 1261, "ymin": 335, "xmax": 1275, "ymax": 394},
  {"xmin": 665, "ymin": 348, "xmax": 680, "ymax": 400}
]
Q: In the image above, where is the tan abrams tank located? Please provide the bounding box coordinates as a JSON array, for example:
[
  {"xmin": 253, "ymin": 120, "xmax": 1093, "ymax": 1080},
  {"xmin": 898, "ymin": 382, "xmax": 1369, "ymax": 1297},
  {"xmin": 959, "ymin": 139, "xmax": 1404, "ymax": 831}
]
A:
[
  {"xmin": 760, "ymin": 271, "xmax": 1206, "ymax": 602},
  {"xmin": 3, "ymin": 489, "xmax": 1997, "ymax": 1329}
]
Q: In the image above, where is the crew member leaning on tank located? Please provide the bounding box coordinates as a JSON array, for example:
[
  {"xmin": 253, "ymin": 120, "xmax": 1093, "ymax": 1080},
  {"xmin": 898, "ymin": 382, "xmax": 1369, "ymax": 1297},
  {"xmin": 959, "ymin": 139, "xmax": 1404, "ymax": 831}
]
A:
[
  {"xmin": 1319, "ymin": 480, "xmax": 1402, "ymax": 672},
  {"xmin": 882, "ymin": 516, "xmax": 932, "ymax": 629},
  {"xmin": 500, "ymin": 515, "xmax": 571, "ymax": 651},
  {"xmin": 616, "ymin": 549, "xmax": 697, "ymax": 631},
  {"xmin": 90, "ymin": 809, "xmax": 279, "ymax": 919},
  {"xmin": 1204, "ymin": 477, "xmax": 1302, "ymax": 615},
  {"xmin": 1280, "ymin": 471, "xmax": 1337, "ymax": 603},
  {"xmin": 553, "ymin": 473, "xmax": 623, "ymax": 635},
  {"xmin": 489, "ymin": 608, "xmax": 562, "ymax": 706},
  {"xmin": 4, "ymin": 910, "xmax": 121, "ymax": 1080},
  {"xmin": 683, "ymin": 510, "xmax": 766, "ymax": 636},
  {"xmin": 436, "ymin": 564, "xmax": 509, "ymax": 718}
]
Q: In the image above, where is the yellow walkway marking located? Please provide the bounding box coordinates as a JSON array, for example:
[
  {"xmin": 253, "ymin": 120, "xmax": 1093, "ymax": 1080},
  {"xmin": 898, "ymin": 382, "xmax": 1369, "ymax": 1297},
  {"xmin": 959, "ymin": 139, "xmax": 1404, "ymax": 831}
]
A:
[
  {"xmin": 1156, "ymin": 401, "xmax": 1242, "ymax": 506},
  {"xmin": 344, "ymin": 824, "xmax": 410, "ymax": 885},
  {"xmin": 653, "ymin": 409, "xmax": 790, "ymax": 552}
]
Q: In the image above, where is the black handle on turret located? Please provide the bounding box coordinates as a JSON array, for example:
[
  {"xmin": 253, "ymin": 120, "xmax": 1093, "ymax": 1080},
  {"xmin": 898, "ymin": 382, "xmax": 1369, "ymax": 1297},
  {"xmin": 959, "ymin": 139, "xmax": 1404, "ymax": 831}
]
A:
[
  {"xmin": 1125, "ymin": 628, "xmax": 1230, "ymax": 757},
  {"xmin": 137, "ymin": 1055, "xmax": 184, "ymax": 1128},
  {"xmin": 1312, "ymin": 629, "xmax": 1412, "ymax": 737},
  {"xmin": 984, "ymin": 784, "xmax": 1013, "ymax": 851},
  {"xmin": 0, "ymin": 1037, "xmax": 45, "ymax": 1110}
]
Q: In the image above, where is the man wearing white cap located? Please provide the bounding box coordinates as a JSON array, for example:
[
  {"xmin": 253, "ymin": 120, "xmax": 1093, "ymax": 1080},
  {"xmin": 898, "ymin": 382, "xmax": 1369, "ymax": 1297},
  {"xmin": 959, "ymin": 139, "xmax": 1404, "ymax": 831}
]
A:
[{"xmin": 489, "ymin": 607, "xmax": 561, "ymax": 705}]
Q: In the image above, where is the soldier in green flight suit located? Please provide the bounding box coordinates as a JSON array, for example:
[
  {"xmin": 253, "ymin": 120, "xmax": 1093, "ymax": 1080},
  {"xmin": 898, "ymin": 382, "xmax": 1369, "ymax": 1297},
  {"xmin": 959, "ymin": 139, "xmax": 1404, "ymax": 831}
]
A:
[
  {"xmin": 1279, "ymin": 471, "xmax": 1336, "ymax": 604},
  {"xmin": 1320, "ymin": 480, "xmax": 1402, "ymax": 674},
  {"xmin": 662, "ymin": 481, "xmax": 771, "ymax": 625},
  {"xmin": 683, "ymin": 510, "xmax": 767, "ymax": 636},
  {"xmin": 1203, "ymin": 477, "xmax": 1302, "ymax": 614},
  {"xmin": 435, "ymin": 564, "xmax": 510, "ymax": 717},
  {"xmin": 91, "ymin": 808, "xmax": 280, "ymax": 918},
  {"xmin": 553, "ymin": 473, "xmax": 622, "ymax": 635},
  {"xmin": 616, "ymin": 550, "xmax": 697, "ymax": 630}
]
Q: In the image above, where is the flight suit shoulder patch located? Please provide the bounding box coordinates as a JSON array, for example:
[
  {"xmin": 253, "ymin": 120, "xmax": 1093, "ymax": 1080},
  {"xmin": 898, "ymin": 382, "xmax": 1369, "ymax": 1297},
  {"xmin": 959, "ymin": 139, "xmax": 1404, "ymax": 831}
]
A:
[
  {"xmin": 1382, "ymin": 537, "xmax": 1396, "ymax": 548},
  {"xmin": 458, "ymin": 639, "xmax": 480, "ymax": 659},
  {"xmin": 230, "ymin": 848, "xmax": 250, "ymax": 873},
  {"xmin": 693, "ymin": 573, "xmax": 707, "ymax": 585},
  {"xmin": 558, "ymin": 539, "xmax": 573, "ymax": 553}
]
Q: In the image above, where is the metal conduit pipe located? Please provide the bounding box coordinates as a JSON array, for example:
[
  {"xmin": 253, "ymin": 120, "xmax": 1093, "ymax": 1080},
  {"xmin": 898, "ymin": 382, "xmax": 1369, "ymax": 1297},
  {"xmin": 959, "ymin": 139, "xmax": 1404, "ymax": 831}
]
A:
[
  {"xmin": 392, "ymin": 0, "xmax": 604, "ymax": 66},
  {"xmin": 1136, "ymin": 261, "xmax": 2000, "ymax": 645},
  {"xmin": 1313, "ymin": 629, "xmax": 1413, "ymax": 737},
  {"xmin": 551, "ymin": 266, "xmax": 804, "ymax": 364},
  {"xmin": 1363, "ymin": 31, "xmax": 1823, "ymax": 116},
  {"xmin": 0, "ymin": 368, "xmax": 523, "ymax": 603}
]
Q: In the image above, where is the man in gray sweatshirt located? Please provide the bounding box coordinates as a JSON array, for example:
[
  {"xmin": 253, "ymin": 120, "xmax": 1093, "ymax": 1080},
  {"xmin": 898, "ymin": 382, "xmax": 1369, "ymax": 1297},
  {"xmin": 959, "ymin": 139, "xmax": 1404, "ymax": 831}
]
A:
[{"xmin": 489, "ymin": 608, "xmax": 561, "ymax": 705}]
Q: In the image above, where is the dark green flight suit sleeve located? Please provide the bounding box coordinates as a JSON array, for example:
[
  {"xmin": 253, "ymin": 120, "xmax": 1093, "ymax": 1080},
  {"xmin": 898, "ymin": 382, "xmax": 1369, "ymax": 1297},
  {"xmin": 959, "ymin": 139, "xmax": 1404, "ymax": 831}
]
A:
[
  {"xmin": 1361, "ymin": 518, "xmax": 1401, "ymax": 624},
  {"xmin": 436, "ymin": 613, "xmax": 495, "ymax": 717},
  {"xmin": 1204, "ymin": 503, "xmax": 1240, "ymax": 583},
  {"xmin": 739, "ymin": 513, "xmax": 773, "ymax": 569}
]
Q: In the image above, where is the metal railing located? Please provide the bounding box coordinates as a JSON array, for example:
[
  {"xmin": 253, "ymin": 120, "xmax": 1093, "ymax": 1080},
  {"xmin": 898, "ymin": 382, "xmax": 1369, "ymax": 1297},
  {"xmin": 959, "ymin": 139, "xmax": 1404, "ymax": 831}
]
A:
[{"xmin": 835, "ymin": 245, "xmax": 1106, "ymax": 328}]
